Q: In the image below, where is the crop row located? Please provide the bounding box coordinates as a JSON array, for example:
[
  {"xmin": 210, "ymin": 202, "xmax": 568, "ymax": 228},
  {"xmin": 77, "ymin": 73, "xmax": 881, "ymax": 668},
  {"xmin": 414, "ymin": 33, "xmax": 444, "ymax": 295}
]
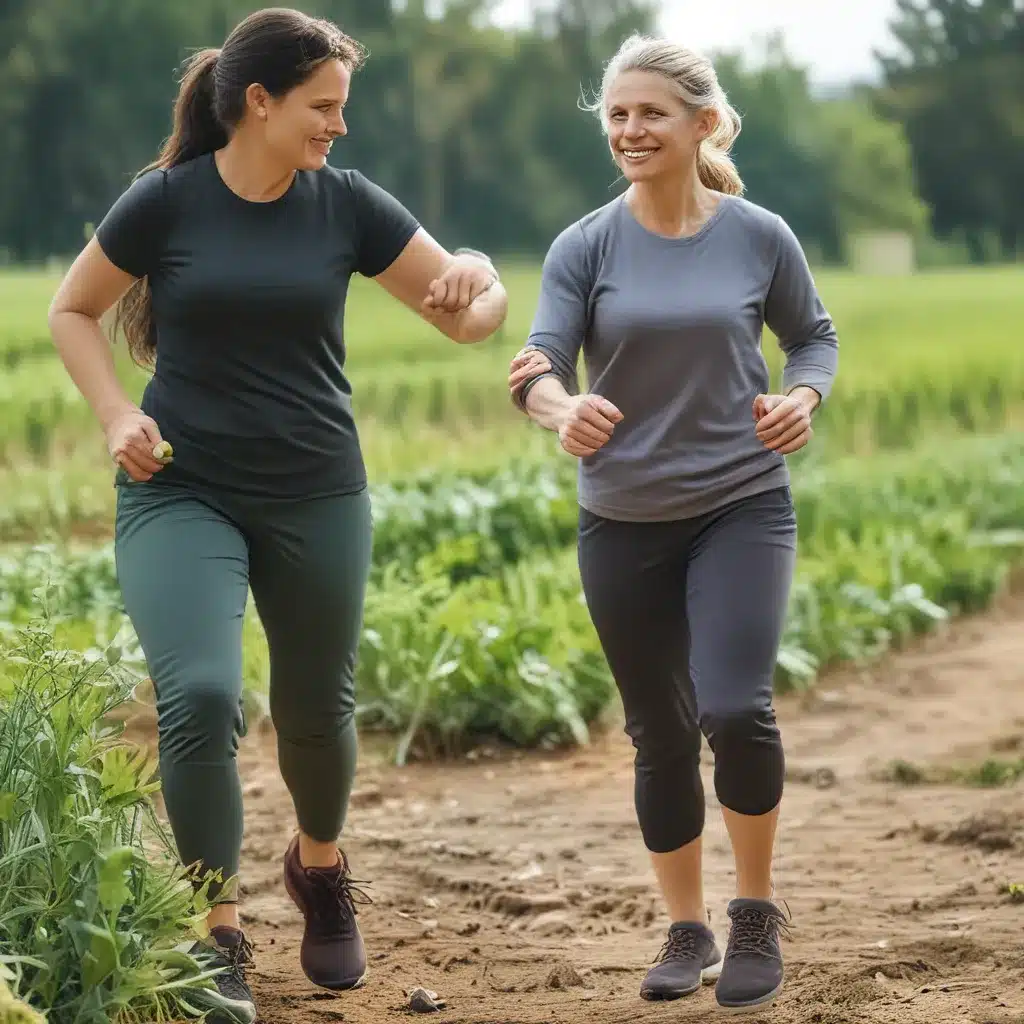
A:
[{"xmin": 2, "ymin": 433, "xmax": 1022, "ymax": 761}]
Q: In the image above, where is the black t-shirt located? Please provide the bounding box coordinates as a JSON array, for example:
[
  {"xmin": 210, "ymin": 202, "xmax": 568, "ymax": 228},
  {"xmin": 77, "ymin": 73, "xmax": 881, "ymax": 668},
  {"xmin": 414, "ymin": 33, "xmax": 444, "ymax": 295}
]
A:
[{"xmin": 95, "ymin": 152, "xmax": 420, "ymax": 499}]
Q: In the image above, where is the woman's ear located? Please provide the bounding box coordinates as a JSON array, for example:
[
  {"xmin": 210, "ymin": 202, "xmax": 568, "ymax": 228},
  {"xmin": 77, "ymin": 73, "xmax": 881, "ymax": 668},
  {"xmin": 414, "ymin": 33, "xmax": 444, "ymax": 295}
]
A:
[
  {"xmin": 245, "ymin": 82, "xmax": 271, "ymax": 120},
  {"xmin": 697, "ymin": 106, "xmax": 719, "ymax": 143}
]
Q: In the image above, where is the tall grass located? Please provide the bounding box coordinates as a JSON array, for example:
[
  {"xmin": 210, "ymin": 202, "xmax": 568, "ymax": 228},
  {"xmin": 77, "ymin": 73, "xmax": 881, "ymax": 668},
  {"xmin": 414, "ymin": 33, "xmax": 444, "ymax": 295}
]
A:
[{"xmin": 0, "ymin": 621, "xmax": 240, "ymax": 1022}]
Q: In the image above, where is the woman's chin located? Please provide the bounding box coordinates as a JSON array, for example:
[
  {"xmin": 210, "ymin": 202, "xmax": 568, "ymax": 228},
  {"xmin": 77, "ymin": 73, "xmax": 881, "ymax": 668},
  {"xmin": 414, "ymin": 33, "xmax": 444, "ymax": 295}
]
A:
[
  {"xmin": 299, "ymin": 152, "xmax": 329, "ymax": 171},
  {"xmin": 616, "ymin": 157, "xmax": 662, "ymax": 183}
]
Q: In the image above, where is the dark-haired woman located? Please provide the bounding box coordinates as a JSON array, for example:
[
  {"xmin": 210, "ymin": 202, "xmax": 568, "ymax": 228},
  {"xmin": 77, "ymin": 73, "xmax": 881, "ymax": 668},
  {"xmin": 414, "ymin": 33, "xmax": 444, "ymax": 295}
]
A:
[{"xmin": 47, "ymin": 8, "xmax": 507, "ymax": 1020}]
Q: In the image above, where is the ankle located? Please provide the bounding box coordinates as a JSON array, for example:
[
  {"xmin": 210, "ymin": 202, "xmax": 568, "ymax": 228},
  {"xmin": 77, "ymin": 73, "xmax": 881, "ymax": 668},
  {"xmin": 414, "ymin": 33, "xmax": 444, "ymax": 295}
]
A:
[
  {"xmin": 298, "ymin": 832, "xmax": 342, "ymax": 870},
  {"xmin": 735, "ymin": 877, "xmax": 774, "ymax": 902},
  {"xmin": 668, "ymin": 902, "xmax": 709, "ymax": 927},
  {"xmin": 207, "ymin": 903, "xmax": 241, "ymax": 933}
]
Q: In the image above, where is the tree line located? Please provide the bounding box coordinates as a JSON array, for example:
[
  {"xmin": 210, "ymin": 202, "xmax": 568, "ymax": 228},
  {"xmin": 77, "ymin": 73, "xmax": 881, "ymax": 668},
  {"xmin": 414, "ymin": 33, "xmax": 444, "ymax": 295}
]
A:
[{"xmin": 0, "ymin": 0, "xmax": 1019, "ymax": 264}]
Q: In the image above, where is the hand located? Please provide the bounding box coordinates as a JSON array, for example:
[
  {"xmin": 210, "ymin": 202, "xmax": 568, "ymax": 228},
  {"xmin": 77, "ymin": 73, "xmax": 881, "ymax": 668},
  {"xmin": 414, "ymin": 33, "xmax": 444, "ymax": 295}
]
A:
[
  {"xmin": 422, "ymin": 254, "xmax": 496, "ymax": 319},
  {"xmin": 105, "ymin": 409, "xmax": 171, "ymax": 482},
  {"xmin": 558, "ymin": 394, "xmax": 624, "ymax": 458},
  {"xmin": 753, "ymin": 389, "xmax": 818, "ymax": 455},
  {"xmin": 508, "ymin": 347, "xmax": 552, "ymax": 393}
]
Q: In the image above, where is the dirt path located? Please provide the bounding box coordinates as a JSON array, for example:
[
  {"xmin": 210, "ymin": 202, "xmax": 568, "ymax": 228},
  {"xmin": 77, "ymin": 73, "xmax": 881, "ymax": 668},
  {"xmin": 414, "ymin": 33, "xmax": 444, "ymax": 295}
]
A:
[{"xmin": 223, "ymin": 595, "xmax": 1024, "ymax": 1024}]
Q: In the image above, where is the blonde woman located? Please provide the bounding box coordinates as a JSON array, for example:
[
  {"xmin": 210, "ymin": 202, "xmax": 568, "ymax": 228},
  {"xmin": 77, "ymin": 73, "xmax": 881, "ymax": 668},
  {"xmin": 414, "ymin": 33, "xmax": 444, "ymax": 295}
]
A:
[{"xmin": 509, "ymin": 34, "xmax": 838, "ymax": 1014}]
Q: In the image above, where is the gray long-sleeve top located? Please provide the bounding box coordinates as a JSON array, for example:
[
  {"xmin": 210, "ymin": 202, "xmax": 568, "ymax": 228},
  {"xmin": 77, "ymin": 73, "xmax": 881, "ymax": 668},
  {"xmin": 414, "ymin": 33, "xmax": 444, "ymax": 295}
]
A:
[{"xmin": 519, "ymin": 193, "xmax": 839, "ymax": 521}]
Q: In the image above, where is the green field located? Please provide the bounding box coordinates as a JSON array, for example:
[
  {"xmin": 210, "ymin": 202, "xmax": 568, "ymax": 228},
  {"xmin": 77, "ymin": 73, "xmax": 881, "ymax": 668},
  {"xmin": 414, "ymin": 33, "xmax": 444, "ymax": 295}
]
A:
[{"xmin": 2, "ymin": 265, "xmax": 1022, "ymax": 474}]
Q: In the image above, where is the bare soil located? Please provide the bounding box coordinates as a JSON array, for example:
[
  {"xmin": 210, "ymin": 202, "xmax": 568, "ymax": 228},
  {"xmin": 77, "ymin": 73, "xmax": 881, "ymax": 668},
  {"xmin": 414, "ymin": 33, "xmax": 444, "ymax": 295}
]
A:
[{"xmin": 183, "ymin": 596, "xmax": 1024, "ymax": 1023}]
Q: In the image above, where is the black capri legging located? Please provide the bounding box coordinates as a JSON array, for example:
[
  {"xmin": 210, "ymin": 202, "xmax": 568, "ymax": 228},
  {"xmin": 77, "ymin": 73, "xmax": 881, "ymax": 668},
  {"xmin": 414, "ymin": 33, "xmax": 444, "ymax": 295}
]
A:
[{"xmin": 577, "ymin": 485, "xmax": 797, "ymax": 853}]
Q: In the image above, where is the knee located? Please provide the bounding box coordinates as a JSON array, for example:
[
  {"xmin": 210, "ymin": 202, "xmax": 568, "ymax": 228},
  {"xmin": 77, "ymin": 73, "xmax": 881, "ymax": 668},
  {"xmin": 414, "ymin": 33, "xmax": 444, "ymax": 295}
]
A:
[
  {"xmin": 156, "ymin": 671, "xmax": 242, "ymax": 761},
  {"xmin": 700, "ymin": 708, "xmax": 784, "ymax": 816},
  {"xmin": 626, "ymin": 717, "xmax": 705, "ymax": 853},
  {"xmin": 270, "ymin": 680, "xmax": 355, "ymax": 745},
  {"xmin": 627, "ymin": 714, "xmax": 702, "ymax": 772}
]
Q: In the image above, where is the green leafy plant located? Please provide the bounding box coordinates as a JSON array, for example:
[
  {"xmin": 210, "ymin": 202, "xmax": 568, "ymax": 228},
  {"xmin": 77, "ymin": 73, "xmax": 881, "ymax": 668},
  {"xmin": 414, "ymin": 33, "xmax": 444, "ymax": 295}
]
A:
[{"xmin": 0, "ymin": 623, "xmax": 232, "ymax": 1023}]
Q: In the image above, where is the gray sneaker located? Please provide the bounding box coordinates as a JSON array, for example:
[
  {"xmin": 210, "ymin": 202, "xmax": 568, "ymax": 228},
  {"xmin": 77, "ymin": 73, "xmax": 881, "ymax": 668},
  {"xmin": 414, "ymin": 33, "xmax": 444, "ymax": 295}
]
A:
[
  {"xmin": 187, "ymin": 926, "xmax": 257, "ymax": 1024},
  {"xmin": 715, "ymin": 898, "xmax": 791, "ymax": 1013},
  {"xmin": 639, "ymin": 920, "xmax": 723, "ymax": 1000}
]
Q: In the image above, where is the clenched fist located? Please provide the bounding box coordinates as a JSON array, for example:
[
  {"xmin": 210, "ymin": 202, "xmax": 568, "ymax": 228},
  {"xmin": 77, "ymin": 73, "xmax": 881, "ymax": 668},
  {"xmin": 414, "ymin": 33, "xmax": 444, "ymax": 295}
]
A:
[
  {"xmin": 753, "ymin": 388, "xmax": 818, "ymax": 455},
  {"xmin": 422, "ymin": 254, "xmax": 496, "ymax": 319},
  {"xmin": 557, "ymin": 394, "xmax": 624, "ymax": 458},
  {"xmin": 106, "ymin": 409, "xmax": 171, "ymax": 482}
]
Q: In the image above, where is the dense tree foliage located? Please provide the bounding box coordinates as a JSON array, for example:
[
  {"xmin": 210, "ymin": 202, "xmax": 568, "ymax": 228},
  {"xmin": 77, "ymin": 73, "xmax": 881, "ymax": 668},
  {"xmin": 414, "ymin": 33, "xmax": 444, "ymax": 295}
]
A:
[{"xmin": 0, "ymin": 0, "xmax": 1015, "ymax": 263}]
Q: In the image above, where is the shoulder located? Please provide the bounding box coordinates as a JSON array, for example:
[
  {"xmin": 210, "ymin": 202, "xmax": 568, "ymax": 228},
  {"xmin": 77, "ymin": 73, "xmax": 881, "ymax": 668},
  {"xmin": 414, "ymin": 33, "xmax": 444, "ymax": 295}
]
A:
[
  {"xmin": 314, "ymin": 163, "xmax": 360, "ymax": 192},
  {"xmin": 163, "ymin": 154, "xmax": 207, "ymax": 190},
  {"xmin": 722, "ymin": 195, "xmax": 786, "ymax": 239},
  {"xmin": 313, "ymin": 164, "xmax": 391, "ymax": 203},
  {"xmin": 310, "ymin": 165, "xmax": 415, "ymax": 227},
  {"xmin": 576, "ymin": 196, "xmax": 623, "ymax": 248},
  {"xmin": 720, "ymin": 195, "xmax": 797, "ymax": 264},
  {"xmin": 111, "ymin": 166, "xmax": 167, "ymax": 208},
  {"xmin": 112, "ymin": 155, "xmax": 213, "ymax": 219},
  {"xmin": 98, "ymin": 164, "xmax": 172, "ymax": 230},
  {"xmin": 544, "ymin": 197, "xmax": 621, "ymax": 270}
]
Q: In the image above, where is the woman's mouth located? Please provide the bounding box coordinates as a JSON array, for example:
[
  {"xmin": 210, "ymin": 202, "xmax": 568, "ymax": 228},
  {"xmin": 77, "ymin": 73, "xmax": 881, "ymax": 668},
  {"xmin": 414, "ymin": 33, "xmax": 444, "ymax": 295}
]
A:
[
  {"xmin": 311, "ymin": 138, "xmax": 332, "ymax": 156},
  {"xmin": 620, "ymin": 148, "xmax": 658, "ymax": 163}
]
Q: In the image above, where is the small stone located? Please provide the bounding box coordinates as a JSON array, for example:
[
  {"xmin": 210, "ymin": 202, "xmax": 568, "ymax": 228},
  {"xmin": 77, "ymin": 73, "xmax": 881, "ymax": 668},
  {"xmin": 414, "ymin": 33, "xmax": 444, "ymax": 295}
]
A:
[{"xmin": 408, "ymin": 987, "xmax": 446, "ymax": 1013}]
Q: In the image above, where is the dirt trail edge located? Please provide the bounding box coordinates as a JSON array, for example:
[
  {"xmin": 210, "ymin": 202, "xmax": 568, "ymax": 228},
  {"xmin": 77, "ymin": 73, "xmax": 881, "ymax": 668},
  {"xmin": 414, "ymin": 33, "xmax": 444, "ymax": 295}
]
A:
[{"xmin": 225, "ymin": 595, "xmax": 1024, "ymax": 1024}]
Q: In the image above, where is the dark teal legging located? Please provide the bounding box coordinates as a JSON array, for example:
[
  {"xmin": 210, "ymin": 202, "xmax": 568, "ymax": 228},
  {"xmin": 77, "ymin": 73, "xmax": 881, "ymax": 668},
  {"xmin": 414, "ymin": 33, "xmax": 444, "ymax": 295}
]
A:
[{"xmin": 114, "ymin": 480, "xmax": 372, "ymax": 900}]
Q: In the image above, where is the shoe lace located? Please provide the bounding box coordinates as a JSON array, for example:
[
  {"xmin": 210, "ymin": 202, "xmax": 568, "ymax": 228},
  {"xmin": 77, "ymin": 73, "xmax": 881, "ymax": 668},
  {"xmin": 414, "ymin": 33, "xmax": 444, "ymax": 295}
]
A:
[
  {"xmin": 653, "ymin": 927, "xmax": 699, "ymax": 965},
  {"xmin": 310, "ymin": 867, "xmax": 374, "ymax": 934},
  {"xmin": 726, "ymin": 903, "xmax": 793, "ymax": 960},
  {"xmin": 211, "ymin": 935, "xmax": 253, "ymax": 996}
]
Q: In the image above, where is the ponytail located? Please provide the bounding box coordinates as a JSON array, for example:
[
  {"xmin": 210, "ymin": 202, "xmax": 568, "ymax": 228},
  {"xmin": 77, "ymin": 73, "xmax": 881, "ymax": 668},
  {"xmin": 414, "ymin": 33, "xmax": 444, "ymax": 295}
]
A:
[
  {"xmin": 696, "ymin": 100, "xmax": 744, "ymax": 197},
  {"xmin": 154, "ymin": 49, "xmax": 228, "ymax": 171},
  {"xmin": 113, "ymin": 49, "xmax": 226, "ymax": 370}
]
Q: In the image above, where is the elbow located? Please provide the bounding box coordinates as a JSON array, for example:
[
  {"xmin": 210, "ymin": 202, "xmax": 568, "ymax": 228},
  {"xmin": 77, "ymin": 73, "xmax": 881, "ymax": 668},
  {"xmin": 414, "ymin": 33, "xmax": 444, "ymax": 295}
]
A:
[
  {"xmin": 47, "ymin": 302, "xmax": 74, "ymax": 343},
  {"xmin": 46, "ymin": 298, "xmax": 66, "ymax": 333},
  {"xmin": 47, "ymin": 303, "xmax": 92, "ymax": 342},
  {"xmin": 453, "ymin": 286, "xmax": 509, "ymax": 345}
]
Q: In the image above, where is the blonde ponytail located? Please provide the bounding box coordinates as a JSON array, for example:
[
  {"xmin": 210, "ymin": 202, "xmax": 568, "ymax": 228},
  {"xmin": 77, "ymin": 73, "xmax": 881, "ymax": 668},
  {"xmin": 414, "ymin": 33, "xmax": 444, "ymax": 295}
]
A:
[{"xmin": 696, "ymin": 99, "xmax": 743, "ymax": 195}]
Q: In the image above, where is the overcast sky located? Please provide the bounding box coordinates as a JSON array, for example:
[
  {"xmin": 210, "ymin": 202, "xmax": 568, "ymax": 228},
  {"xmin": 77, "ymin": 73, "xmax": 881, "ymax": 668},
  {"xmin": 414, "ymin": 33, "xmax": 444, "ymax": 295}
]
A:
[{"xmin": 489, "ymin": 0, "xmax": 901, "ymax": 87}]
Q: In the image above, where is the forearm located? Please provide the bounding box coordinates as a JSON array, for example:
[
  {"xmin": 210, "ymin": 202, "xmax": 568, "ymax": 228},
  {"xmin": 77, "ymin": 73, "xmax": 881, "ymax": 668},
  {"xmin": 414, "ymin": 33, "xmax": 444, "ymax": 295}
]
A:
[
  {"xmin": 780, "ymin": 336, "xmax": 837, "ymax": 403},
  {"xmin": 48, "ymin": 311, "xmax": 137, "ymax": 430},
  {"xmin": 523, "ymin": 375, "xmax": 574, "ymax": 432}
]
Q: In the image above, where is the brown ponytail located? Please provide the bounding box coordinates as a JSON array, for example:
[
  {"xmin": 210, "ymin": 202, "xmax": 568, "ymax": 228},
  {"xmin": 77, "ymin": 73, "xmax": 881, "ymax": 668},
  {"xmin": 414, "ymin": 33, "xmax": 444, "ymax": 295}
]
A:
[{"xmin": 111, "ymin": 8, "xmax": 366, "ymax": 369}]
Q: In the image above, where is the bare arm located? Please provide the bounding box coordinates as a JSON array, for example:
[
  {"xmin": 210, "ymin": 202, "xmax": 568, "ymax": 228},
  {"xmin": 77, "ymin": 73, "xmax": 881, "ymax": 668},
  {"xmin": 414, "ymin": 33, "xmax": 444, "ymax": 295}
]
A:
[
  {"xmin": 522, "ymin": 375, "xmax": 575, "ymax": 432},
  {"xmin": 48, "ymin": 237, "xmax": 140, "ymax": 429},
  {"xmin": 520, "ymin": 374, "xmax": 622, "ymax": 457},
  {"xmin": 372, "ymin": 228, "xmax": 508, "ymax": 344},
  {"xmin": 48, "ymin": 237, "xmax": 167, "ymax": 479}
]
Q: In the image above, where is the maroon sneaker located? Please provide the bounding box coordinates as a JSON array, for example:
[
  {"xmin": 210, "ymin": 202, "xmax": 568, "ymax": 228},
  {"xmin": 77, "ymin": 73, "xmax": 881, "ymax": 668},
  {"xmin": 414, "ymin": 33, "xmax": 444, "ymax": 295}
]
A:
[{"xmin": 283, "ymin": 835, "xmax": 372, "ymax": 991}]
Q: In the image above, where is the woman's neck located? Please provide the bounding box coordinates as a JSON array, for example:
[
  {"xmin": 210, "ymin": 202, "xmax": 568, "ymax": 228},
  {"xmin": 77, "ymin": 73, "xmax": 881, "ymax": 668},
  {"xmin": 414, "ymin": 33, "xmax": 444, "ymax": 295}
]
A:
[
  {"xmin": 626, "ymin": 166, "xmax": 721, "ymax": 239},
  {"xmin": 215, "ymin": 133, "xmax": 296, "ymax": 203}
]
